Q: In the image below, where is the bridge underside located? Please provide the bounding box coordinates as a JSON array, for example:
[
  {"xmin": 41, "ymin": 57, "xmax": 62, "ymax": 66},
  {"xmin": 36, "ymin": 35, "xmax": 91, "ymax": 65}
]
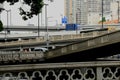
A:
[{"xmin": 45, "ymin": 42, "xmax": 120, "ymax": 62}]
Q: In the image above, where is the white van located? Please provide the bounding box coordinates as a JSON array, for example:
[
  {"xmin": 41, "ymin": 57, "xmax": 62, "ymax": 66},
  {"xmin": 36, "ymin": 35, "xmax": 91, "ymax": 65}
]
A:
[{"xmin": 33, "ymin": 47, "xmax": 48, "ymax": 52}]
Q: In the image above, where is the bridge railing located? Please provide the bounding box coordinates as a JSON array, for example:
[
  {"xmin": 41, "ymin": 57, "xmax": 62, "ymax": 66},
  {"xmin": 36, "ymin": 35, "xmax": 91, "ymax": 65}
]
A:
[
  {"xmin": 0, "ymin": 51, "xmax": 44, "ymax": 62},
  {"xmin": 0, "ymin": 61, "xmax": 120, "ymax": 80}
]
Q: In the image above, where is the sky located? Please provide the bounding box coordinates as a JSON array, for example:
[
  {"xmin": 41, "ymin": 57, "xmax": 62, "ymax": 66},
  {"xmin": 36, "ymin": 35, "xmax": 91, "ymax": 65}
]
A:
[{"xmin": 0, "ymin": 0, "xmax": 64, "ymax": 26}]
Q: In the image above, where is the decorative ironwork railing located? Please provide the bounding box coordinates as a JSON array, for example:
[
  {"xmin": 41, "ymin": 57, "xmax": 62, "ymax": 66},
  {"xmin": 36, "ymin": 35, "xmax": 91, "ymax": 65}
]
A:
[{"xmin": 0, "ymin": 61, "xmax": 120, "ymax": 80}]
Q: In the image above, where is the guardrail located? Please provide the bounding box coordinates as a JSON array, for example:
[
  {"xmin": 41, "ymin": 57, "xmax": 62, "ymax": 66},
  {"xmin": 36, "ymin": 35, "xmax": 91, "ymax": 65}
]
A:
[{"xmin": 0, "ymin": 61, "xmax": 120, "ymax": 80}]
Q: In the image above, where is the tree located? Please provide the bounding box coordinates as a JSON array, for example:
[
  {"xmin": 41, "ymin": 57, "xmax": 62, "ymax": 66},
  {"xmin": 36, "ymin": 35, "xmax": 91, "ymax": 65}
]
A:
[
  {"xmin": 99, "ymin": 17, "xmax": 106, "ymax": 23},
  {"xmin": 0, "ymin": 20, "xmax": 3, "ymax": 31},
  {"xmin": 102, "ymin": 17, "xmax": 106, "ymax": 22},
  {"xmin": 0, "ymin": 0, "xmax": 44, "ymax": 20}
]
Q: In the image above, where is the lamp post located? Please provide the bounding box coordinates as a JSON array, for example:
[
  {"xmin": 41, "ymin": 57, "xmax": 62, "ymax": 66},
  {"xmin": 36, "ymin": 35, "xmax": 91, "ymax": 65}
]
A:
[
  {"xmin": 38, "ymin": 13, "xmax": 40, "ymax": 37},
  {"xmin": 5, "ymin": 9, "xmax": 11, "ymax": 34},
  {"xmin": 101, "ymin": 0, "xmax": 104, "ymax": 29},
  {"xmin": 41, "ymin": 10, "xmax": 43, "ymax": 28},
  {"xmin": 76, "ymin": 13, "xmax": 78, "ymax": 34},
  {"xmin": 44, "ymin": 4, "xmax": 49, "ymax": 49},
  {"xmin": 4, "ymin": 9, "xmax": 11, "ymax": 42},
  {"xmin": 117, "ymin": 0, "xmax": 120, "ymax": 23}
]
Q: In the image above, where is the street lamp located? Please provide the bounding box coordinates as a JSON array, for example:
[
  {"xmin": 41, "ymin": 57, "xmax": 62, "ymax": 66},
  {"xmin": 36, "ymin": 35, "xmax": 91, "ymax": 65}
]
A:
[
  {"xmin": 38, "ymin": 13, "xmax": 40, "ymax": 37},
  {"xmin": 117, "ymin": 0, "xmax": 120, "ymax": 23},
  {"xmin": 101, "ymin": 0, "xmax": 104, "ymax": 29},
  {"xmin": 38, "ymin": 8, "xmax": 43, "ymax": 37},
  {"xmin": 44, "ymin": 4, "xmax": 49, "ymax": 49},
  {"xmin": 4, "ymin": 9, "xmax": 11, "ymax": 42},
  {"xmin": 5, "ymin": 9, "xmax": 11, "ymax": 34}
]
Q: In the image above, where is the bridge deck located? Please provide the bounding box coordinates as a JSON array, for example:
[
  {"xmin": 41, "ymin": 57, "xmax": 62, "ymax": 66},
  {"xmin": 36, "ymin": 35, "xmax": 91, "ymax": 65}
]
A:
[
  {"xmin": 45, "ymin": 30, "xmax": 120, "ymax": 62},
  {"xmin": 0, "ymin": 30, "xmax": 109, "ymax": 49},
  {"xmin": 0, "ymin": 29, "xmax": 119, "ymax": 63}
]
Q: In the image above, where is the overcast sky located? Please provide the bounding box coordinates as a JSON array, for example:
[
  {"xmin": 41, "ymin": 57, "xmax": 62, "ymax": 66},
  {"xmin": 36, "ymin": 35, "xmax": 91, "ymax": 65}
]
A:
[{"xmin": 1, "ymin": 0, "xmax": 64, "ymax": 26}]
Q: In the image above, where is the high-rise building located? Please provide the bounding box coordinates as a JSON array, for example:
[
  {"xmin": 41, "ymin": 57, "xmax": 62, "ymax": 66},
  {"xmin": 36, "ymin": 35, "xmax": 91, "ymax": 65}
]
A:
[
  {"xmin": 64, "ymin": 0, "xmax": 116, "ymax": 25},
  {"xmin": 64, "ymin": 0, "xmax": 73, "ymax": 23},
  {"xmin": 0, "ymin": 3, "xmax": 4, "ymax": 10}
]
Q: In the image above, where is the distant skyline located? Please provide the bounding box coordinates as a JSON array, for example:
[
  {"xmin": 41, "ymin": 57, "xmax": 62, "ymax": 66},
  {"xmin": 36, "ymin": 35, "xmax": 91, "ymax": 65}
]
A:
[{"xmin": 0, "ymin": 0, "xmax": 64, "ymax": 26}]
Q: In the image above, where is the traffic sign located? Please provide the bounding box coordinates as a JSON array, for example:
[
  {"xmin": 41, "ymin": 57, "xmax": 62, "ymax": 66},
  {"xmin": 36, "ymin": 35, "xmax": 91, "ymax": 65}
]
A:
[{"xmin": 62, "ymin": 16, "xmax": 67, "ymax": 24}]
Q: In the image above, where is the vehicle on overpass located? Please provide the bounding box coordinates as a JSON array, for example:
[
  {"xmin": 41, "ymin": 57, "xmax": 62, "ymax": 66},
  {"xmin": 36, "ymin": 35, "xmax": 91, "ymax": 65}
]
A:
[{"xmin": 33, "ymin": 47, "xmax": 48, "ymax": 52}]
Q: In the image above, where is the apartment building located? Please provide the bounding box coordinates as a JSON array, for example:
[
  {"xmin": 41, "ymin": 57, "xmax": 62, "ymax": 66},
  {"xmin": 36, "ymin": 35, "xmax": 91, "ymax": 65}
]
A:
[
  {"xmin": 64, "ymin": 0, "xmax": 73, "ymax": 23},
  {"xmin": 0, "ymin": 4, "xmax": 3, "ymax": 10},
  {"xmin": 64, "ymin": 0, "xmax": 118, "ymax": 25}
]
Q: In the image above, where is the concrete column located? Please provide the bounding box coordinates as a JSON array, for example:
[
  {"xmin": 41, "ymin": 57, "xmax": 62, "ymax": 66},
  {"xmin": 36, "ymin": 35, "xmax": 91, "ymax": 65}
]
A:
[{"xmin": 97, "ymin": 67, "xmax": 103, "ymax": 80}]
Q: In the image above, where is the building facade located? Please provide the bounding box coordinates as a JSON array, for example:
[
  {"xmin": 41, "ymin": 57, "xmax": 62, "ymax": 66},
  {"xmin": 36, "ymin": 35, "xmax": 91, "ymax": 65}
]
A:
[
  {"xmin": 0, "ymin": 4, "xmax": 3, "ymax": 9},
  {"xmin": 64, "ymin": 0, "xmax": 119, "ymax": 25},
  {"xmin": 64, "ymin": 0, "xmax": 73, "ymax": 23}
]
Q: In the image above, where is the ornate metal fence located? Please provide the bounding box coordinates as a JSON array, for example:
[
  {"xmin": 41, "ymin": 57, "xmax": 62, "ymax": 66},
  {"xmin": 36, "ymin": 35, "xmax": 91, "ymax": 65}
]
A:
[{"xmin": 0, "ymin": 61, "xmax": 120, "ymax": 80}]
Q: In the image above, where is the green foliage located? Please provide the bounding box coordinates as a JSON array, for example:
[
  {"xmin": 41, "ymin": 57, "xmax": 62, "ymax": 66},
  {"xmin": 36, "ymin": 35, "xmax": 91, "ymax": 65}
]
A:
[
  {"xmin": 102, "ymin": 17, "xmax": 106, "ymax": 22},
  {"xmin": 0, "ymin": 20, "xmax": 3, "ymax": 32},
  {"xmin": 99, "ymin": 17, "xmax": 106, "ymax": 23},
  {"xmin": 0, "ymin": 0, "xmax": 43, "ymax": 20}
]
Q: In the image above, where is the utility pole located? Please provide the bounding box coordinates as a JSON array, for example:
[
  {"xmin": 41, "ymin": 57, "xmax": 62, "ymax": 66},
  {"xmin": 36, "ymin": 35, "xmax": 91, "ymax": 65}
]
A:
[
  {"xmin": 4, "ymin": 9, "xmax": 11, "ymax": 42},
  {"xmin": 38, "ymin": 13, "xmax": 40, "ymax": 37},
  {"xmin": 41, "ymin": 10, "xmax": 43, "ymax": 28},
  {"xmin": 6, "ymin": 10, "xmax": 11, "ymax": 33},
  {"xmin": 117, "ymin": 1, "xmax": 120, "ymax": 23},
  {"xmin": 76, "ymin": 13, "xmax": 78, "ymax": 34},
  {"xmin": 44, "ymin": 4, "xmax": 49, "ymax": 49},
  {"xmin": 102, "ymin": 0, "xmax": 104, "ymax": 29}
]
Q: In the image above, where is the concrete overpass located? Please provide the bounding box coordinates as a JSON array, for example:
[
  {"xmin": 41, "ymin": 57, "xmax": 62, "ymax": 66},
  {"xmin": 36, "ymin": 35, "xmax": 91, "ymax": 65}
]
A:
[
  {"xmin": 45, "ymin": 29, "xmax": 120, "ymax": 62},
  {"xmin": 0, "ymin": 29, "xmax": 109, "ymax": 51},
  {"xmin": 3, "ymin": 24, "xmax": 120, "ymax": 31},
  {"xmin": 0, "ymin": 29, "xmax": 119, "ymax": 63}
]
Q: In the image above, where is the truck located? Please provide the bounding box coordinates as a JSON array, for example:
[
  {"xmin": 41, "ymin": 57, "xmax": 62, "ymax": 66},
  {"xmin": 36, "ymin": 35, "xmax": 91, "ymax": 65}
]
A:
[{"xmin": 65, "ymin": 24, "xmax": 78, "ymax": 31}]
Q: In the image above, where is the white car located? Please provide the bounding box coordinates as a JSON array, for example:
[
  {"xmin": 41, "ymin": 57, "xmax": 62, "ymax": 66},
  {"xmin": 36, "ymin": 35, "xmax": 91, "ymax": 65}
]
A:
[{"xmin": 33, "ymin": 47, "xmax": 48, "ymax": 52}]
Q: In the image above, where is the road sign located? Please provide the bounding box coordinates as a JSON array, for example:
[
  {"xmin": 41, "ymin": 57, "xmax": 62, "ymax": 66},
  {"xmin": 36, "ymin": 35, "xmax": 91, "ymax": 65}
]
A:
[{"xmin": 62, "ymin": 16, "xmax": 67, "ymax": 24}]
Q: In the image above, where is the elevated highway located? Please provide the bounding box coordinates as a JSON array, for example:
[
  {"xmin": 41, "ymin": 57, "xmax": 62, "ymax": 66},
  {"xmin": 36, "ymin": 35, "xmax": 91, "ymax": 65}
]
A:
[
  {"xmin": 3, "ymin": 24, "xmax": 120, "ymax": 31},
  {"xmin": 45, "ymin": 29, "xmax": 120, "ymax": 62},
  {"xmin": 0, "ymin": 29, "xmax": 109, "ymax": 51},
  {"xmin": 0, "ymin": 29, "xmax": 119, "ymax": 63}
]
